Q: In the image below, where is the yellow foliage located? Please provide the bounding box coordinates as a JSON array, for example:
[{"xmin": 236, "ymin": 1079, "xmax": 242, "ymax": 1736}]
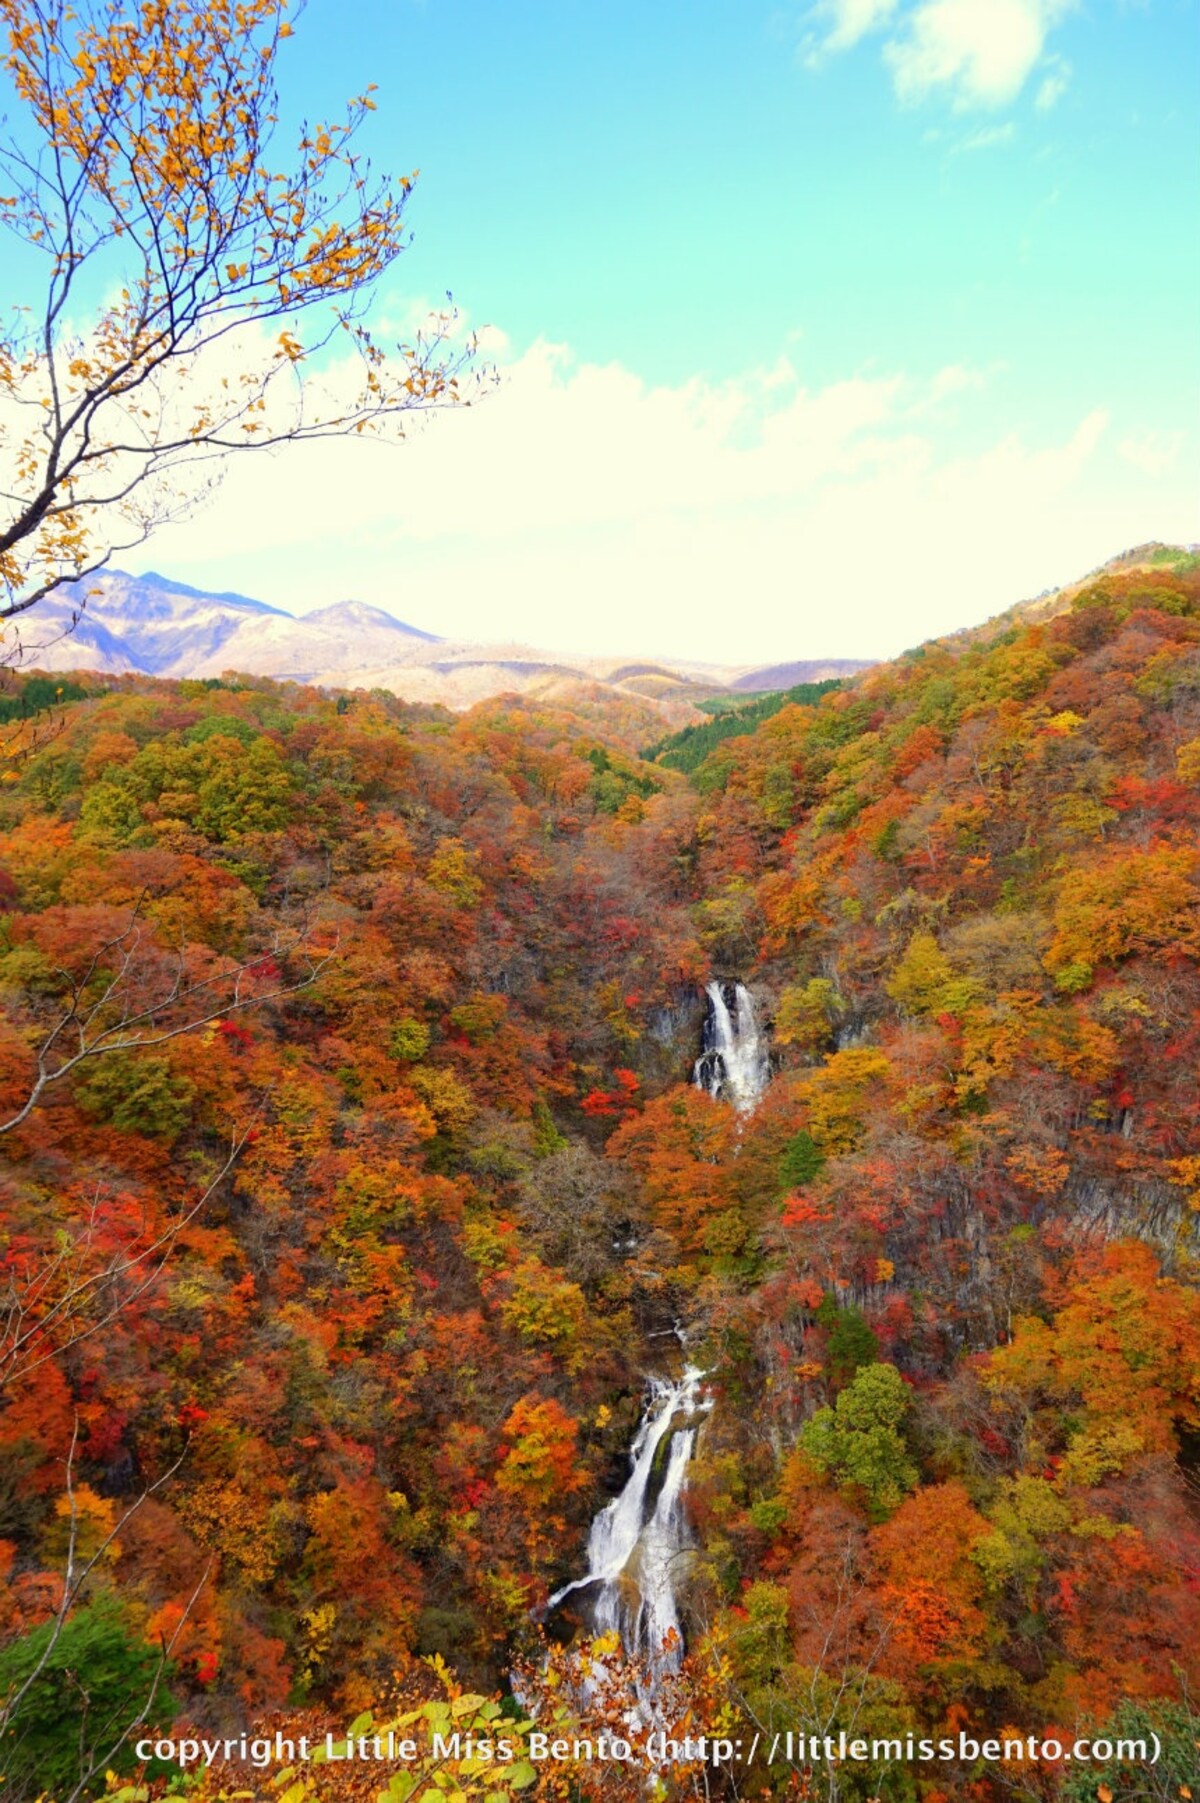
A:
[
  {"xmin": 407, "ymin": 1064, "xmax": 475, "ymax": 1132},
  {"xmin": 1044, "ymin": 845, "xmax": 1200, "ymax": 980},
  {"xmin": 886, "ymin": 930, "xmax": 956, "ymax": 1014},
  {"xmin": 1176, "ymin": 736, "xmax": 1200, "ymax": 785},
  {"xmin": 181, "ymin": 1480, "xmax": 283, "ymax": 1585},
  {"xmin": 425, "ymin": 838, "xmax": 484, "ymax": 906},
  {"xmin": 795, "ymin": 1047, "xmax": 893, "ymax": 1154},
  {"xmin": 774, "ymin": 977, "xmax": 841, "ymax": 1050},
  {"xmin": 46, "ymin": 1483, "xmax": 121, "ymax": 1565}
]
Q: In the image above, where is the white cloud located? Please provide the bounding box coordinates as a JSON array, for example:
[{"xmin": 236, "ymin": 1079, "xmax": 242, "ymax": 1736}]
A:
[
  {"xmin": 915, "ymin": 363, "xmax": 990, "ymax": 407},
  {"xmin": 474, "ymin": 323, "xmax": 511, "ymax": 355},
  {"xmin": 133, "ymin": 335, "xmax": 1196, "ymax": 666},
  {"xmin": 805, "ymin": 0, "xmax": 1074, "ymax": 111},
  {"xmin": 885, "ymin": 0, "xmax": 1071, "ymax": 110}
]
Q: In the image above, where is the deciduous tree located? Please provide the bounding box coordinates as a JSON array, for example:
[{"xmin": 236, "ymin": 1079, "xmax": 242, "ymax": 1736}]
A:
[{"xmin": 0, "ymin": 0, "xmax": 484, "ymax": 635}]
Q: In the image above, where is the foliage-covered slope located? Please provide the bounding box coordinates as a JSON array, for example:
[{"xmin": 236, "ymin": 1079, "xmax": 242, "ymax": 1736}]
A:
[
  {"xmin": 0, "ymin": 680, "xmax": 705, "ymax": 1761},
  {"xmin": 629, "ymin": 556, "xmax": 1200, "ymax": 1788},
  {"xmin": 1, "ymin": 554, "xmax": 1199, "ymax": 1799},
  {"xmin": 642, "ymin": 678, "xmax": 845, "ymax": 774}
]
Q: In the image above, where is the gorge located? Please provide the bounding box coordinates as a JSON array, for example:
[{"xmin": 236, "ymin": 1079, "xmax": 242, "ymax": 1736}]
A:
[{"xmin": 547, "ymin": 983, "xmax": 771, "ymax": 1673}]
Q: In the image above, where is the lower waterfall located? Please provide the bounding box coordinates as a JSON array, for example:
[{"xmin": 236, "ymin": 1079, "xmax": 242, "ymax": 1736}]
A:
[
  {"xmin": 547, "ymin": 1367, "xmax": 711, "ymax": 1673},
  {"xmin": 693, "ymin": 980, "xmax": 769, "ymax": 1112}
]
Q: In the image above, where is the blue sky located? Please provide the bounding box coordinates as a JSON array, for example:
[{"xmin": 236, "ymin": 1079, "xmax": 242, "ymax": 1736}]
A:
[{"xmin": 131, "ymin": 0, "xmax": 1200, "ymax": 660}]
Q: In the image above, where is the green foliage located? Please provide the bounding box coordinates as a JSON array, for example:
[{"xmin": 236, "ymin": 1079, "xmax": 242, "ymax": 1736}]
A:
[
  {"xmin": 0, "ymin": 944, "xmax": 60, "ymax": 998},
  {"xmin": 78, "ymin": 730, "xmax": 293, "ymax": 843},
  {"xmin": 1059, "ymin": 1697, "xmax": 1200, "ymax": 1800},
  {"xmin": 182, "ymin": 714, "xmax": 263, "ymax": 747},
  {"xmin": 800, "ymin": 1362, "xmax": 918, "ymax": 1518},
  {"xmin": 389, "ymin": 1017, "xmax": 431, "ymax": 1061},
  {"xmin": 759, "ymin": 762, "xmax": 795, "ymax": 829},
  {"xmin": 735, "ymin": 1579, "xmax": 790, "ymax": 1684},
  {"xmin": 0, "ymin": 1596, "xmax": 178, "ymax": 1796},
  {"xmin": 584, "ymin": 744, "xmax": 660, "ymax": 814},
  {"xmin": 815, "ymin": 1294, "xmax": 880, "ymax": 1385},
  {"xmin": 448, "ymin": 994, "xmax": 507, "ymax": 1043},
  {"xmin": 530, "ymin": 1097, "xmax": 568, "ymax": 1157},
  {"xmin": 747, "ymin": 1495, "xmax": 788, "ymax": 1536},
  {"xmin": 500, "ymin": 1260, "xmax": 587, "ymax": 1363},
  {"xmin": 643, "ymin": 679, "xmax": 843, "ymax": 774},
  {"xmin": 778, "ymin": 1129, "xmax": 826, "ymax": 1189},
  {"xmin": 0, "ymin": 674, "xmax": 89, "ymax": 724},
  {"xmin": 74, "ymin": 1053, "xmax": 196, "ymax": 1141}
]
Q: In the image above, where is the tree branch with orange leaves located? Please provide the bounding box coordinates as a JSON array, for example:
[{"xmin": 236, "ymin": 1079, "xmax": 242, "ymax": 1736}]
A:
[{"xmin": 0, "ymin": 0, "xmax": 491, "ymax": 638}]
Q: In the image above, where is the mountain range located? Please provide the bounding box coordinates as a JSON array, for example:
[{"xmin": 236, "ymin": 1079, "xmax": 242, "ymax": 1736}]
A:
[{"xmin": 10, "ymin": 570, "xmax": 871, "ymax": 720}]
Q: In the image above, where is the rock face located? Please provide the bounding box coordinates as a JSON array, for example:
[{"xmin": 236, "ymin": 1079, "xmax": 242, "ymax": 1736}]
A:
[{"xmin": 9, "ymin": 570, "xmax": 871, "ymax": 719}]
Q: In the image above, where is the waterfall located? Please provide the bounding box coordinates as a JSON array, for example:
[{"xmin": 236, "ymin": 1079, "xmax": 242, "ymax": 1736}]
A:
[
  {"xmin": 693, "ymin": 980, "xmax": 769, "ymax": 1112},
  {"xmin": 547, "ymin": 1367, "xmax": 711, "ymax": 1673}
]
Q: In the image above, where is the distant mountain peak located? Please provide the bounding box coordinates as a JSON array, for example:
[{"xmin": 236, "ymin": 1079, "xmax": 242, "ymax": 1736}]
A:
[
  {"xmin": 303, "ymin": 599, "xmax": 442, "ymax": 642},
  {"xmin": 94, "ymin": 569, "xmax": 290, "ymax": 616},
  {"xmin": 12, "ymin": 566, "xmax": 872, "ymax": 723}
]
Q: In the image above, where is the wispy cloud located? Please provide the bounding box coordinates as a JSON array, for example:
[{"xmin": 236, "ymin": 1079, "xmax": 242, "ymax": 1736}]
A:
[
  {"xmin": 803, "ymin": 0, "xmax": 901, "ymax": 60},
  {"xmin": 1035, "ymin": 59, "xmax": 1071, "ymax": 108},
  {"xmin": 958, "ymin": 121, "xmax": 1018, "ymax": 150},
  {"xmin": 1119, "ymin": 429, "xmax": 1184, "ymax": 478}
]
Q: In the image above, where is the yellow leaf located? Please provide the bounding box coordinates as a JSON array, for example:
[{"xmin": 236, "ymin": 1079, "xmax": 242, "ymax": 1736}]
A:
[{"xmin": 450, "ymin": 1693, "xmax": 488, "ymax": 1716}]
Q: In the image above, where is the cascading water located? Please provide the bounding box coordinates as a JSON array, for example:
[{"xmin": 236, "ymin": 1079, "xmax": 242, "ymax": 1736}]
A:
[
  {"xmin": 547, "ymin": 1368, "xmax": 711, "ymax": 1673},
  {"xmin": 693, "ymin": 980, "xmax": 769, "ymax": 1112},
  {"xmin": 540, "ymin": 988, "xmax": 767, "ymax": 1687}
]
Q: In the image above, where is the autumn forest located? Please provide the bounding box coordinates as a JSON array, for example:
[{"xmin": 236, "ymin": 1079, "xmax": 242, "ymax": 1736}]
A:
[{"xmin": 0, "ymin": 546, "xmax": 1196, "ymax": 1801}]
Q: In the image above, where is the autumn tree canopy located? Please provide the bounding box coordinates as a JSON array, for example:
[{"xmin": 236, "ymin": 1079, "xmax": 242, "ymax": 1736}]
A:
[
  {"xmin": 0, "ymin": 0, "xmax": 483, "ymax": 635},
  {"xmin": 1, "ymin": 552, "xmax": 1198, "ymax": 1798}
]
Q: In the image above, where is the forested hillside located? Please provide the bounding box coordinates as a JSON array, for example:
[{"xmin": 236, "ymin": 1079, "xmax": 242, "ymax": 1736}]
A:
[
  {"xmin": 643, "ymin": 678, "xmax": 845, "ymax": 773},
  {"xmin": 1, "ymin": 555, "xmax": 1198, "ymax": 1801}
]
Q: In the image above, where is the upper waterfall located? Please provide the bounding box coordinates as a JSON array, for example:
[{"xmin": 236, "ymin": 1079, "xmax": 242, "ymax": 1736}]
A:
[{"xmin": 693, "ymin": 980, "xmax": 769, "ymax": 1112}]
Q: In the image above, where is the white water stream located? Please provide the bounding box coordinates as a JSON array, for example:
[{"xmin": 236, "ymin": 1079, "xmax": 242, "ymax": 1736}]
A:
[
  {"xmin": 543, "ymin": 986, "xmax": 766, "ymax": 1681},
  {"xmin": 693, "ymin": 980, "xmax": 769, "ymax": 1112},
  {"xmin": 547, "ymin": 1367, "xmax": 712, "ymax": 1673}
]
